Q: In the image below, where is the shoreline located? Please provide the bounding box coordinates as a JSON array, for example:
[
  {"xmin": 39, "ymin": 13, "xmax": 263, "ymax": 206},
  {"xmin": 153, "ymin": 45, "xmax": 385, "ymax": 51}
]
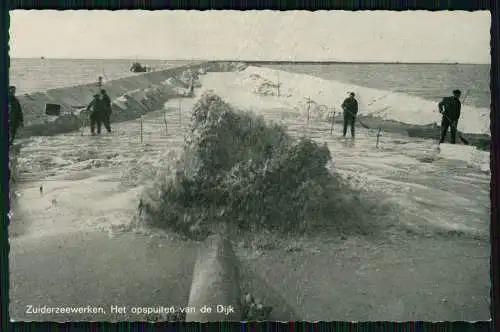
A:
[{"xmin": 14, "ymin": 61, "xmax": 247, "ymax": 140}]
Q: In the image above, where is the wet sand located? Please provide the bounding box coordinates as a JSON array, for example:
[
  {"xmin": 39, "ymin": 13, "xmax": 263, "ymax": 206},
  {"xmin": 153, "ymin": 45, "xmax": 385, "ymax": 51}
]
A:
[{"xmin": 9, "ymin": 72, "xmax": 491, "ymax": 321}]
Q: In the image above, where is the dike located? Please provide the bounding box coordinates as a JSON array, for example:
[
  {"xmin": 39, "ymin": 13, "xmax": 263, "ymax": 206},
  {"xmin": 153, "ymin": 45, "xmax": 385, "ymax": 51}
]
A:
[{"xmin": 16, "ymin": 61, "xmax": 247, "ymax": 139}]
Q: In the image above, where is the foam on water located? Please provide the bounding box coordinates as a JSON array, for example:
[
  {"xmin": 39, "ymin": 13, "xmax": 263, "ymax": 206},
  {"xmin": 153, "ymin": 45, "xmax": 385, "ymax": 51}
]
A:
[
  {"xmin": 198, "ymin": 69, "xmax": 491, "ymax": 171},
  {"xmin": 11, "ymin": 99, "xmax": 196, "ymax": 238},
  {"xmin": 196, "ymin": 71, "xmax": 489, "ymax": 236},
  {"xmin": 11, "ymin": 68, "xmax": 490, "ymax": 239}
]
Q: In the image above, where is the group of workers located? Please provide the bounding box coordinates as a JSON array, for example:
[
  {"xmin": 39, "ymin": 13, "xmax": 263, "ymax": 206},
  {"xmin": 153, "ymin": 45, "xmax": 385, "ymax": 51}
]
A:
[
  {"xmin": 7, "ymin": 85, "xmax": 113, "ymax": 146},
  {"xmin": 7, "ymin": 83, "xmax": 463, "ymax": 146},
  {"xmin": 341, "ymin": 89, "xmax": 462, "ymax": 144},
  {"xmin": 86, "ymin": 89, "xmax": 113, "ymax": 135}
]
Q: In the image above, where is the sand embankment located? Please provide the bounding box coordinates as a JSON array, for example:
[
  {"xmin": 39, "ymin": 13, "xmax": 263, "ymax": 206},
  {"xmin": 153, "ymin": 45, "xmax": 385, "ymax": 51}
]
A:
[
  {"xmin": 16, "ymin": 61, "xmax": 247, "ymax": 138},
  {"xmin": 239, "ymin": 65, "xmax": 491, "ymax": 150}
]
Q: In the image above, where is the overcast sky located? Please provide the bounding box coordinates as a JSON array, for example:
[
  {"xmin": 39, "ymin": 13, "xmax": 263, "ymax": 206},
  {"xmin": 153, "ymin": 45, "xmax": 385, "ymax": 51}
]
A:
[{"xmin": 9, "ymin": 10, "xmax": 491, "ymax": 63}]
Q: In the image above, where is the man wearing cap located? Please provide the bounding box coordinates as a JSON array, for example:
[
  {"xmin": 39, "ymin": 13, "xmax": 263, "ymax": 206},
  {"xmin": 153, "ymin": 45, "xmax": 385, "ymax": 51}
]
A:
[
  {"xmin": 100, "ymin": 89, "xmax": 112, "ymax": 133},
  {"xmin": 438, "ymin": 89, "xmax": 462, "ymax": 144},
  {"xmin": 341, "ymin": 92, "xmax": 358, "ymax": 138},
  {"xmin": 8, "ymin": 86, "xmax": 24, "ymax": 146},
  {"xmin": 86, "ymin": 93, "xmax": 104, "ymax": 135}
]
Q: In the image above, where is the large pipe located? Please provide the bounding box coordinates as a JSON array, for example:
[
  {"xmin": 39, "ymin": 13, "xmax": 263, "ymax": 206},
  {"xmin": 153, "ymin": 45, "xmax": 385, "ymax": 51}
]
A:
[{"xmin": 185, "ymin": 233, "xmax": 242, "ymax": 322}]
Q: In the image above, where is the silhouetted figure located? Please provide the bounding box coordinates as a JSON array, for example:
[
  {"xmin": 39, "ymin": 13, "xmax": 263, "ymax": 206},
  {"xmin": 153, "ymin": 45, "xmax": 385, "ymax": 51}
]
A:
[
  {"xmin": 87, "ymin": 94, "xmax": 104, "ymax": 135},
  {"xmin": 138, "ymin": 198, "xmax": 144, "ymax": 216},
  {"xmin": 342, "ymin": 92, "xmax": 358, "ymax": 138},
  {"xmin": 438, "ymin": 89, "xmax": 462, "ymax": 144},
  {"xmin": 189, "ymin": 82, "xmax": 194, "ymax": 96},
  {"xmin": 101, "ymin": 89, "xmax": 112, "ymax": 133},
  {"xmin": 8, "ymin": 86, "xmax": 24, "ymax": 146}
]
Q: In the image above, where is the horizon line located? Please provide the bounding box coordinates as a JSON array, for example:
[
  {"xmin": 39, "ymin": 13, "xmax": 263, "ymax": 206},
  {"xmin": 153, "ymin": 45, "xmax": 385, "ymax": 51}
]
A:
[{"xmin": 9, "ymin": 57, "xmax": 490, "ymax": 65}]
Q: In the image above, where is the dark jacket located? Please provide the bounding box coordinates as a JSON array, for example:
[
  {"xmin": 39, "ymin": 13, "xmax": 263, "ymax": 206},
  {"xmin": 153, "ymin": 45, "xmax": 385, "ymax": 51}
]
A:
[
  {"xmin": 438, "ymin": 96, "xmax": 461, "ymax": 121},
  {"xmin": 87, "ymin": 98, "xmax": 103, "ymax": 118},
  {"xmin": 8, "ymin": 95, "xmax": 24, "ymax": 125},
  {"xmin": 101, "ymin": 94, "xmax": 112, "ymax": 115},
  {"xmin": 342, "ymin": 97, "xmax": 358, "ymax": 117}
]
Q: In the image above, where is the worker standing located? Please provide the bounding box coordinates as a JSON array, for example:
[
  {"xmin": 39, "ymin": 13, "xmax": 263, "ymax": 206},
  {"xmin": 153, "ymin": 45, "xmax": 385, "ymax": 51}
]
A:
[
  {"xmin": 100, "ymin": 89, "xmax": 112, "ymax": 133},
  {"xmin": 86, "ymin": 94, "xmax": 104, "ymax": 135},
  {"xmin": 438, "ymin": 89, "xmax": 462, "ymax": 144},
  {"xmin": 8, "ymin": 85, "xmax": 24, "ymax": 146},
  {"xmin": 341, "ymin": 92, "xmax": 358, "ymax": 139}
]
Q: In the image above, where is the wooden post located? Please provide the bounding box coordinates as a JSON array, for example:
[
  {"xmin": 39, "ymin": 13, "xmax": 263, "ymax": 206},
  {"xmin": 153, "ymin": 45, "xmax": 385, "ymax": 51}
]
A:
[
  {"xmin": 163, "ymin": 111, "xmax": 168, "ymax": 135},
  {"xmin": 189, "ymin": 77, "xmax": 194, "ymax": 97},
  {"xmin": 277, "ymin": 72, "xmax": 280, "ymax": 97},
  {"xmin": 80, "ymin": 113, "xmax": 85, "ymax": 136},
  {"xmin": 306, "ymin": 97, "xmax": 311, "ymax": 125},
  {"xmin": 179, "ymin": 99, "xmax": 182, "ymax": 126},
  {"xmin": 140, "ymin": 115, "xmax": 144, "ymax": 144},
  {"xmin": 330, "ymin": 107, "xmax": 336, "ymax": 135},
  {"xmin": 376, "ymin": 128, "xmax": 382, "ymax": 148},
  {"xmin": 333, "ymin": 107, "xmax": 337, "ymax": 129}
]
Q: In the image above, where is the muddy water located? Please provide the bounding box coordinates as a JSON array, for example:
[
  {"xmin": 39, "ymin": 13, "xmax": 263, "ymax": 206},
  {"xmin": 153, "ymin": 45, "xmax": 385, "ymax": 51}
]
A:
[
  {"xmin": 16, "ymin": 107, "xmax": 187, "ymax": 181},
  {"xmin": 13, "ymin": 90, "xmax": 489, "ymax": 239},
  {"xmin": 195, "ymin": 70, "xmax": 490, "ymax": 238},
  {"xmin": 11, "ymin": 102, "xmax": 191, "ymax": 238},
  {"xmin": 262, "ymin": 109, "xmax": 489, "ymax": 237}
]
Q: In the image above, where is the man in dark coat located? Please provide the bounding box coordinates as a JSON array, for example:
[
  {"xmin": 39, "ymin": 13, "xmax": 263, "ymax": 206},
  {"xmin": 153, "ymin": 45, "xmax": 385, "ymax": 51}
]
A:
[
  {"xmin": 341, "ymin": 92, "xmax": 358, "ymax": 138},
  {"xmin": 8, "ymin": 86, "xmax": 24, "ymax": 146},
  {"xmin": 87, "ymin": 94, "xmax": 104, "ymax": 135},
  {"xmin": 438, "ymin": 89, "xmax": 462, "ymax": 144},
  {"xmin": 100, "ymin": 89, "xmax": 112, "ymax": 133}
]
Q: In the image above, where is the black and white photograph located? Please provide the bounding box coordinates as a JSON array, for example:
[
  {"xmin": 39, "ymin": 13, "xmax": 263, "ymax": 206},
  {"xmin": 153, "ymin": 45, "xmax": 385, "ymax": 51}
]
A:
[{"xmin": 8, "ymin": 10, "xmax": 491, "ymax": 322}]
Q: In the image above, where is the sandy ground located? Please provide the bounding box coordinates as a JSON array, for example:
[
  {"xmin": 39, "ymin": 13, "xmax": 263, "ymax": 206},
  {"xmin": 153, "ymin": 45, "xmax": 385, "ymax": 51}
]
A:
[
  {"xmin": 10, "ymin": 230, "xmax": 197, "ymax": 322},
  {"xmin": 9, "ymin": 72, "xmax": 491, "ymax": 321},
  {"xmin": 237, "ymin": 232, "xmax": 490, "ymax": 321}
]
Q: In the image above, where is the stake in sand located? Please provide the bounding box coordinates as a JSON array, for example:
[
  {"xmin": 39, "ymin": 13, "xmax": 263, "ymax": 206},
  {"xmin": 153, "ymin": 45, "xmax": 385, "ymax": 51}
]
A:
[
  {"xmin": 163, "ymin": 111, "xmax": 168, "ymax": 135},
  {"xmin": 277, "ymin": 72, "xmax": 280, "ymax": 97},
  {"xmin": 306, "ymin": 97, "xmax": 311, "ymax": 125},
  {"xmin": 179, "ymin": 99, "xmax": 182, "ymax": 126},
  {"xmin": 140, "ymin": 115, "xmax": 144, "ymax": 144},
  {"xmin": 376, "ymin": 128, "xmax": 382, "ymax": 148},
  {"xmin": 330, "ymin": 107, "xmax": 336, "ymax": 135}
]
